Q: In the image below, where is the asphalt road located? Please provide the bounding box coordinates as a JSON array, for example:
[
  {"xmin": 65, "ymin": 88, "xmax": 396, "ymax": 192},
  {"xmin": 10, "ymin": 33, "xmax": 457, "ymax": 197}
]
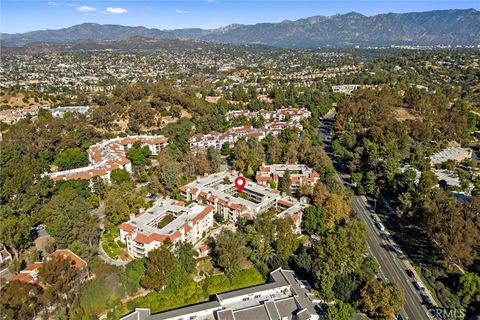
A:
[{"xmin": 319, "ymin": 110, "xmax": 432, "ymax": 320}]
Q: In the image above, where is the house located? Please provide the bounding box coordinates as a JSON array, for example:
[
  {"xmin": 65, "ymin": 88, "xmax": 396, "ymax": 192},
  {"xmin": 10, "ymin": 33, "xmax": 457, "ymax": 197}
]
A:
[
  {"xmin": 119, "ymin": 200, "xmax": 214, "ymax": 258},
  {"xmin": 120, "ymin": 268, "xmax": 321, "ymax": 320},
  {"xmin": 10, "ymin": 249, "xmax": 89, "ymax": 286}
]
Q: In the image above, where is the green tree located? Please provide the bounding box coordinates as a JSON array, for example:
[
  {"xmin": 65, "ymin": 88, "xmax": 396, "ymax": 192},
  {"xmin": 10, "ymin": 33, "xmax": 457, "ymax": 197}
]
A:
[
  {"xmin": 110, "ymin": 169, "xmax": 131, "ymax": 184},
  {"xmin": 0, "ymin": 215, "xmax": 31, "ymax": 259},
  {"xmin": 302, "ymin": 206, "xmax": 327, "ymax": 236},
  {"xmin": 458, "ymin": 272, "xmax": 480, "ymax": 304},
  {"xmin": 326, "ymin": 301, "xmax": 355, "ymax": 320},
  {"xmin": 126, "ymin": 141, "xmax": 151, "ymax": 166},
  {"xmin": 176, "ymin": 241, "xmax": 198, "ymax": 274},
  {"xmin": 54, "ymin": 147, "xmax": 89, "ymax": 170},
  {"xmin": 104, "ymin": 182, "xmax": 147, "ymax": 226},
  {"xmin": 141, "ymin": 241, "xmax": 176, "ymax": 291},
  {"xmin": 213, "ymin": 230, "xmax": 245, "ymax": 277},
  {"xmin": 124, "ymin": 259, "xmax": 146, "ymax": 295},
  {"xmin": 279, "ymin": 170, "xmax": 292, "ymax": 195},
  {"xmin": 207, "ymin": 146, "xmax": 222, "ymax": 173}
]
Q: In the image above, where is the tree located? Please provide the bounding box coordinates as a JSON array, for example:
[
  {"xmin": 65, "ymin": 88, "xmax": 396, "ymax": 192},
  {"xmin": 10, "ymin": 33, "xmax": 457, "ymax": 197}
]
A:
[
  {"xmin": 302, "ymin": 206, "xmax": 327, "ymax": 236},
  {"xmin": 0, "ymin": 215, "xmax": 31, "ymax": 259},
  {"xmin": 220, "ymin": 142, "xmax": 230, "ymax": 156},
  {"xmin": 232, "ymin": 140, "xmax": 249, "ymax": 172},
  {"xmin": 54, "ymin": 147, "xmax": 89, "ymax": 170},
  {"xmin": 126, "ymin": 141, "xmax": 151, "ymax": 166},
  {"xmin": 124, "ymin": 259, "xmax": 146, "ymax": 295},
  {"xmin": 326, "ymin": 301, "xmax": 355, "ymax": 320},
  {"xmin": 279, "ymin": 170, "xmax": 292, "ymax": 195},
  {"xmin": 104, "ymin": 182, "xmax": 147, "ymax": 226},
  {"xmin": 207, "ymin": 146, "xmax": 222, "ymax": 172},
  {"xmin": 213, "ymin": 230, "xmax": 245, "ymax": 277},
  {"xmin": 359, "ymin": 278, "xmax": 405, "ymax": 320},
  {"xmin": 323, "ymin": 193, "xmax": 351, "ymax": 230},
  {"xmin": 284, "ymin": 142, "xmax": 298, "ymax": 164},
  {"xmin": 39, "ymin": 255, "xmax": 81, "ymax": 307},
  {"xmin": 458, "ymin": 272, "xmax": 480, "ymax": 304},
  {"xmin": 141, "ymin": 241, "xmax": 176, "ymax": 290},
  {"xmin": 312, "ymin": 181, "xmax": 330, "ymax": 206},
  {"xmin": 176, "ymin": 241, "xmax": 198, "ymax": 274},
  {"xmin": 41, "ymin": 188, "xmax": 94, "ymax": 249},
  {"xmin": 265, "ymin": 135, "xmax": 281, "ymax": 164},
  {"xmin": 110, "ymin": 169, "xmax": 131, "ymax": 184},
  {"xmin": 0, "ymin": 280, "xmax": 44, "ymax": 320}
]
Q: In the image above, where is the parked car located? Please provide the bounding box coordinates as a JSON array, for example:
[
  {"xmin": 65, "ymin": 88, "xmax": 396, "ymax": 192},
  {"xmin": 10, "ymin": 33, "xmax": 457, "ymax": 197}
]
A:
[
  {"xmin": 413, "ymin": 280, "xmax": 425, "ymax": 291},
  {"xmin": 405, "ymin": 269, "xmax": 415, "ymax": 278},
  {"xmin": 376, "ymin": 221, "xmax": 386, "ymax": 232}
]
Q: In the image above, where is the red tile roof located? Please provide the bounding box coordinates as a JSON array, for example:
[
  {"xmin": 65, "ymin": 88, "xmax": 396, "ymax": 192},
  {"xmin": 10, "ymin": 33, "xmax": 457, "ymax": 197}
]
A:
[
  {"xmin": 192, "ymin": 205, "xmax": 213, "ymax": 224},
  {"xmin": 51, "ymin": 249, "xmax": 87, "ymax": 269},
  {"xmin": 119, "ymin": 223, "xmax": 135, "ymax": 233}
]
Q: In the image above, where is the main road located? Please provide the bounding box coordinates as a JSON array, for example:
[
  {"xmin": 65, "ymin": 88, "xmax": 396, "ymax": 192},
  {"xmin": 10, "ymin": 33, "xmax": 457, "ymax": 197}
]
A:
[{"xmin": 319, "ymin": 110, "xmax": 432, "ymax": 320}]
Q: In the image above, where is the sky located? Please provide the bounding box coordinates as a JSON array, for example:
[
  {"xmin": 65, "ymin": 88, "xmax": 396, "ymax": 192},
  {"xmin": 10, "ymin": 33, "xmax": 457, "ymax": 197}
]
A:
[{"xmin": 2, "ymin": 0, "xmax": 479, "ymax": 34}]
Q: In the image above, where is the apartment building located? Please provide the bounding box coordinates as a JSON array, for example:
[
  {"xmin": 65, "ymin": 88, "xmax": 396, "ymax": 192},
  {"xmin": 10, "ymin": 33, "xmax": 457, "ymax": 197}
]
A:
[
  {"xmin": 119, "ymin": 200, "xmax": 214, "ymax": 258},
  {"xmin": 121, "ymin": 268, "xmax": 321, "ymax": 320},
  {"xmin": 180, "ymin": 171, "xmax": 306, "ymax": 232},
  {"xmin": 225, "ymin": 107, "xmax": 311, "ymax": 123},
  {"xmin": 190, "ymin": 107, "xmax": 310, "ymax": 151},
  {"xmin": 256, "ymin": 164, "xmax": 320, "ymax": 194},
  {"xmin": 47, "ymin": 135, "xmax": 168, "ymax": 183}
]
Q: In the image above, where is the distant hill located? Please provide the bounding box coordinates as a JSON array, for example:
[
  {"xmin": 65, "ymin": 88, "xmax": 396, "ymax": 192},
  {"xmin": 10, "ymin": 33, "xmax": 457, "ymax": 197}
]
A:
[{"xmin": 2, "ymin": 9, "xmax": 479, "ymax": 48}]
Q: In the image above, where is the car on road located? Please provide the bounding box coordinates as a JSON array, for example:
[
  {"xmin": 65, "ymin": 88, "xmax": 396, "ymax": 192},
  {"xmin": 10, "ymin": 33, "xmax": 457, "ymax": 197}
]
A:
[
  {"xmin": 376, "ymin": 221, "xmax": 386, "ymax": 232},
  {"xmin": 413, "ymin": 280, "xmax": 426, "ymax": 291},
  {"xmin": 405, "ymin": 269, "xmax": 415, "ymax": 278},
  {"xmin": 420, "ymin": 292, "xmax": 433, "ymax": 306}
]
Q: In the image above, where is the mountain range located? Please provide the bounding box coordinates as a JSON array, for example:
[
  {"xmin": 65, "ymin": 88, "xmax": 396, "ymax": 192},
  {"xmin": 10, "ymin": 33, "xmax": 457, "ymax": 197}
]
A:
[{"xmin": 2, "ymin": 9, "xmax": 480, "ymax": 48}]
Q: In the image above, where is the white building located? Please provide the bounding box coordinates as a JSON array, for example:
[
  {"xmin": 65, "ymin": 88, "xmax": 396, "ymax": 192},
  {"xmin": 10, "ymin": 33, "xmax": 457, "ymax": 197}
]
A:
[
  {"xmin": 190, "ymin": 107, "xmax": 311, "ymax": 151},
  {"xmin": 429, "ymin": 147, "xmax": 472, "ymax": 166},
  {"xmin": 51, "ymin": 105, "xmax": 90, "ymax": 118},
  {"xmin": 119, "ymin": 200, "xmax": 214, "ymax": 258},
  {"xmin": 256, "ymin": 164, "xmax": 320, "ymax": 194},
  {"xmin": 121, "ymin": 268, "xmax": 320, "ymax": 320},
  {"xmin": 331, "ymin": 84, "xmax": 361, "ymax": 95},
  {"xmin": 47, "ymin": 135, "xmax": 168, "ymax": 183},
  {"xmin": 181, "ymin": 171, "xmax": 306, "ymax": 232}
]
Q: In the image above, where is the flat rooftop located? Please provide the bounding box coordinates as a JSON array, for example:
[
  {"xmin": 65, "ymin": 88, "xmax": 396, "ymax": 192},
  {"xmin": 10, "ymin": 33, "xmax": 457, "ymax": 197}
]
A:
[{"xmin": 128, "ymin": 199, "xmax": 209, "ymax": 236}]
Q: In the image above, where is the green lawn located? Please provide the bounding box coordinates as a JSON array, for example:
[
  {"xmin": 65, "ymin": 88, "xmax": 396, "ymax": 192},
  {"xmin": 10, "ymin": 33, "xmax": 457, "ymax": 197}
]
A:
[
  {"xmin": 156, "ymin": 214, "xmax": 175, "ymax": 229},
  {"xmin": 108, "ymin": 268, "xmax": 264, "ymax": 319},
  {"xmin": 101, "ymin": 227, "xmax": 126, "ymax": 260}
]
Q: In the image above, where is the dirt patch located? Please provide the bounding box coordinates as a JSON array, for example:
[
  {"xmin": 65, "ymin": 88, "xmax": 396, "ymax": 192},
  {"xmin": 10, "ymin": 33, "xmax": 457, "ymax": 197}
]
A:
[{"xmin": 393, "ymin": 107, "xmax": 419, "ymax": 122}]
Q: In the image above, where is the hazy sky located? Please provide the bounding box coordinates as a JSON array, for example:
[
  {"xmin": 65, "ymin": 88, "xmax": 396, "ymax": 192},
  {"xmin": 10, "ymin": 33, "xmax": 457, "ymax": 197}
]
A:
[{"xmin": 2, "ymin": 0, "xmax": 479, "ymax": 33}]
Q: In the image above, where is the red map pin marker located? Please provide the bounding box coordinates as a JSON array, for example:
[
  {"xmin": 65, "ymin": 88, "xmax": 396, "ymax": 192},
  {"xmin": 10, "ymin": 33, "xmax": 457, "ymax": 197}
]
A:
[{"xmin": 234, "ymin": 176, "xmax": 246, "ymax": 192}]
